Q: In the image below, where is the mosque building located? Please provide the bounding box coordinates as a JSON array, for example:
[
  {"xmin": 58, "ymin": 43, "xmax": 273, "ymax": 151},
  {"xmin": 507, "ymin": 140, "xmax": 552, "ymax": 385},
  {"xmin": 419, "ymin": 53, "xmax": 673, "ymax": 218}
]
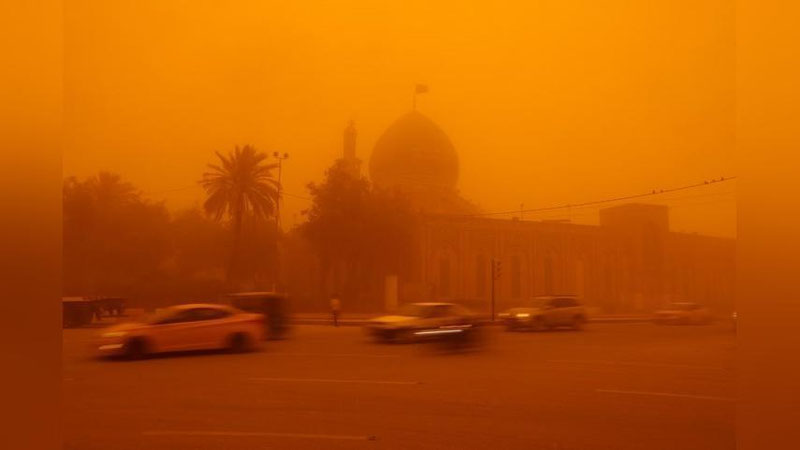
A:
[{"xmin": 329, "ymin": 110, "xmax": 735, "ymax": 314}]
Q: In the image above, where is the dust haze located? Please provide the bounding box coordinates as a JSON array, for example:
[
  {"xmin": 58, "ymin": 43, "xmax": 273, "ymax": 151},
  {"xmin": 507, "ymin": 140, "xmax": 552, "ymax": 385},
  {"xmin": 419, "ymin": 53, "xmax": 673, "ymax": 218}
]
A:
[{"xmin": 64, "ymin": 1, "xmax": 735, "ymax": 237}]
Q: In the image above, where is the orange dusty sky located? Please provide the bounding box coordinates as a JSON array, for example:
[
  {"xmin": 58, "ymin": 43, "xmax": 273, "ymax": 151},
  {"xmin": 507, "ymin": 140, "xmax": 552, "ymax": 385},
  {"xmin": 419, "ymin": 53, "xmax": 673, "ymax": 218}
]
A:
[{"xmin": 63, "ymin": 1, "xmax": 735, "ymax": 237}]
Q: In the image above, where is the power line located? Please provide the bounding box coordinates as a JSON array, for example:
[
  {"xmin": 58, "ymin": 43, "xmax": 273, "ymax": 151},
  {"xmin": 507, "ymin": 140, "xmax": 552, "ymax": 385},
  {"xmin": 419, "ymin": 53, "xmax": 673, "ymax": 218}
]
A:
[
  {"xmin": 282, "ymin": 191, "xmax": 312, "ymax": 201},
  {"xmin": 516, "ymin": 190, "xmax": 737, "ymax": 219},
  {"xmin": 520, "ymin": 195, "xmax": 736, "ymax": 221},
  {"xmin": 462, "ymin": 176, "xmax": 737, "ymax": 218},
  {"xmin": 144, "ymin": 184, "xmax": 201, "ymax": 196}
]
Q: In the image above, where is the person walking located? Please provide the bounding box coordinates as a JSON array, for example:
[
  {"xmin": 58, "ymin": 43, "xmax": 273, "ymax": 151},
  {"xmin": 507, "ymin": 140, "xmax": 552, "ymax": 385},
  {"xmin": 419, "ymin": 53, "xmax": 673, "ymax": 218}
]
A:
[{"xmin": 330, "ymin": 294, "xmax": 341, "ymax": 327}]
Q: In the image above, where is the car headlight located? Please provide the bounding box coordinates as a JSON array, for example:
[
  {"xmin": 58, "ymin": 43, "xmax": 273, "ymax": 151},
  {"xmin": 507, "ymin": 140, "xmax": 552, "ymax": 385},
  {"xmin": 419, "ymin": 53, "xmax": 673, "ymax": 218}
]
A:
[
  {"xmin": 515, "ymin": 313, "xmax": 530, "ymax": 318},
  {"xmin": 102, "ymin": 331, "xmax": 128, "ymax": 338}
]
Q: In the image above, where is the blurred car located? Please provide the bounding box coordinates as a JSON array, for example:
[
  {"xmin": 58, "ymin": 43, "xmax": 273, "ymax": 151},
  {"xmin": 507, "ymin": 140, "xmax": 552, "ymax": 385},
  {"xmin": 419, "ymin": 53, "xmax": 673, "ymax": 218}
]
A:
[
  {"xmin": 62, "ymin": 297, "xmax": 95, "ymax": 328},
  {"xmin": 225, "ymin": 291, "xmax": 290, "ymax": 340},
  {"xmin": 96, "ymin": 304, "xmax": 264, "ymax": 359},
  {"xmin": 499, "ymin": 295, "xmax": 587, "ymax": 331},
  {"xmin": 365, "ymin": 302, "xmax": 478, "ymax": 343},
  {"xmin": 62, "ymin": 296, "xmax": 127, "ymax": 328},
  {"xmin": 652, "ymin": 302, "xmax": 712, "ymax": 325}
]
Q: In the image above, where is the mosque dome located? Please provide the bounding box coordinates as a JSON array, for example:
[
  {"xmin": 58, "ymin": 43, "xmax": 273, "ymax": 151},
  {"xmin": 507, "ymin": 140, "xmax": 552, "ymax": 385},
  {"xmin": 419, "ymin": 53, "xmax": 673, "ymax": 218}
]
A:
[{"xmin": 369, "ymin": 111, "xmax": 459, "ymax": 193}]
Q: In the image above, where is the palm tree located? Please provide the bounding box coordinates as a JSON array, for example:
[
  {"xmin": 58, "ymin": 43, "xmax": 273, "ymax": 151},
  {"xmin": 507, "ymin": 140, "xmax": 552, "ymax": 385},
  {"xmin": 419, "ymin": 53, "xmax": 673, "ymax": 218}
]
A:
[{"xmin": 200, "ymin": 145, "xmax": 280, "ymax": 284}]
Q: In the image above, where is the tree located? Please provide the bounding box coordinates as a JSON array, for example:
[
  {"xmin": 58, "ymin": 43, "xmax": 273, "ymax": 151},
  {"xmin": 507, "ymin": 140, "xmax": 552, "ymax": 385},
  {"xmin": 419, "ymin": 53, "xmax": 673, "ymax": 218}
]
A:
[
  {"xmin": 300, "ymin": 159, "xmax": 417, "ymax": 309},
  {"xmin": 63, "ymin": 172, "xmax": 171, "ymax": 302},
  {"xmin": 169, "ymin": 208, "xmax": 228, "ymax": 280},
  {"xmin": 199, "ymin": 145, "xmax": 280, "ymax": 286}
]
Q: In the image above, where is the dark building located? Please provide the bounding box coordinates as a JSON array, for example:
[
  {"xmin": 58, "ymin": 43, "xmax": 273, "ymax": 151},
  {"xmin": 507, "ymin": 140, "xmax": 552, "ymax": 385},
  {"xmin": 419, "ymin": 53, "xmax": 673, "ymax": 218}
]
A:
[{"xmin": 292, "ymin": 111, "xmax": 735, "ymax": 314}]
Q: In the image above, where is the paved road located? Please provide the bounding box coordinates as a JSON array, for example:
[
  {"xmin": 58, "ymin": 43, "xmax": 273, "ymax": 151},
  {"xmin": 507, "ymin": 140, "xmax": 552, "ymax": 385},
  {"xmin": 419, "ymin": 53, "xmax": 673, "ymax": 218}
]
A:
[{"xmin": 63, "ymin": 323, "xmax": 735, "ymax": 450}]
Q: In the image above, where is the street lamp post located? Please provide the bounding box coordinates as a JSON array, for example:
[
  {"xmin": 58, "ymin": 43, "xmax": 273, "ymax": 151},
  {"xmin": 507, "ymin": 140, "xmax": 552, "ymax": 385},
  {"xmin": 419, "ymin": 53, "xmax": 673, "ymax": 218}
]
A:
[
  {"xmin": 271, "ymin": 152, "xmax": 288, "ymax": 293},
  {"xmin": 273, "ymin": 152, "xmax": 289, "ymax": 230}
]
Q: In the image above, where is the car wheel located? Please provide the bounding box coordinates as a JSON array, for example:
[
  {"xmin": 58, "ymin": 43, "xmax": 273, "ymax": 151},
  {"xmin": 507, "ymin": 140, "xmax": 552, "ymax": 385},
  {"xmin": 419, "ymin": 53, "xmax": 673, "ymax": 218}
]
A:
[
  {"xmin": 531, "ymin": 317, "xmax": 546, "ymax": 331},
  {"xmin": 393, "ymin": 329, "xmax": 415, "ymax": 344},
  {"xmin": 122, "ymin": 338, "xmax": 148, "ymax": 360},
  {"xmin": 379, "ymin": 330, "xmax": 395, "ymax": 343},
  {"xmin": 228, "ymin": 333, "xmax": 251, "ymax": 353},
  {"xmin": 572, "ymin": 315, "xmax": 586, "ymax": 330}
]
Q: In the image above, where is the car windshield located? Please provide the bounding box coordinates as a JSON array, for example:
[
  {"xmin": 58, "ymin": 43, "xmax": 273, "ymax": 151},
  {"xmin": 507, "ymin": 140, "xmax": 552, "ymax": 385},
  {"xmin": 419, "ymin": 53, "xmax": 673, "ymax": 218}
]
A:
[
  {"xmin": 141, "ymin": 308, "xmax": 180, "ymax": 324},
  {"xmin": 395, "ymin": 304, "xmax": 432, "ymax": 317},
  {"xmin": 527, "ymin": 298, "xmax": 553, "ymax": 308}
]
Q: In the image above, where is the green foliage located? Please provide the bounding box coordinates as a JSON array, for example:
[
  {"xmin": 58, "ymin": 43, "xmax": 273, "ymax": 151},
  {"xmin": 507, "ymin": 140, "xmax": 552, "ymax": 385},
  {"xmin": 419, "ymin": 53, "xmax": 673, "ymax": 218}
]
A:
[
  {"xmin": 199, "ymin": 145, "xmax": 280, "ymax": 286},
  {"xmin": 63, "ymin": 173, "xmax": 244, "ymax": 306},
  {"xmin": 63, "ymin": 172, "xmax": 173, "ymax": 302},
  {"xmin": 200, "ymin": 145, "xmax": 279, "ymax": 222},
  {"xmin": 300, "ymin": 159, "xmax": 417, "ymax": 305}
]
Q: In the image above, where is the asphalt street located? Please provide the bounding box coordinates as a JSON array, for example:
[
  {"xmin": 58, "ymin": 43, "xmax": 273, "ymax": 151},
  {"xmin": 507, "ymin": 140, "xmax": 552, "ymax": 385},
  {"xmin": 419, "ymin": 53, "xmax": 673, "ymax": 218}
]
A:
[{"xmin": 63, "ymin": 323, "xmax": 736, "ymax": 450}]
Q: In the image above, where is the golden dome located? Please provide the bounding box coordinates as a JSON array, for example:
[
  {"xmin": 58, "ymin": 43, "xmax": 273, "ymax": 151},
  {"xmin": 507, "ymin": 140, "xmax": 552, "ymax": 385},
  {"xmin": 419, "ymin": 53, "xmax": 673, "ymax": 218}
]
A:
[{"xmin": 369, "ymin": 111, "xmax": 459, "ymax": 192}]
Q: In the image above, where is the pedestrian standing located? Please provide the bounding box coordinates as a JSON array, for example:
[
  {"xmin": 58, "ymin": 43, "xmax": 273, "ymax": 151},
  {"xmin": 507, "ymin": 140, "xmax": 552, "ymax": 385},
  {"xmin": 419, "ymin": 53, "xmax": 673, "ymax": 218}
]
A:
[{"xmin": 330, "ymin": 294, "xmax": 341, "ymax": 327}]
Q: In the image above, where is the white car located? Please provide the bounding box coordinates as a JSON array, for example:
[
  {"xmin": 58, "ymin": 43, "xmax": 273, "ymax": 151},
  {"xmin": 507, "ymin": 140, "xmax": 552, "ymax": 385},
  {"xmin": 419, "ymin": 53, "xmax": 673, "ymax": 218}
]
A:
[
  {"xmin": 652, "ymin": 302, "xmax": 712, "ymax": 325},
  {"xmin": 96, "ymin": 304, "xmax": 264, "ymax": 359},
  {"xmin": 499, "ymin": 296, "xmax": 588, "ymax": 331},
  {"xmin": 365, "ymin": 302, "xmax": 477, "ymax": 343}
]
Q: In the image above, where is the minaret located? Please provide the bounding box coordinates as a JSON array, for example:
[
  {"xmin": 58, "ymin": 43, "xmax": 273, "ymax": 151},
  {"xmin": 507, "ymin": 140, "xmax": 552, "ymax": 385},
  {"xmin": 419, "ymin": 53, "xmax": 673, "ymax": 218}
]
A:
[
  {"xmin": 341, "ymin": 120, "xmax": 360, "ymax": 176},
  {"xmin": 343, "ymin": 120, "xmax": 357, "ymax": 161}
]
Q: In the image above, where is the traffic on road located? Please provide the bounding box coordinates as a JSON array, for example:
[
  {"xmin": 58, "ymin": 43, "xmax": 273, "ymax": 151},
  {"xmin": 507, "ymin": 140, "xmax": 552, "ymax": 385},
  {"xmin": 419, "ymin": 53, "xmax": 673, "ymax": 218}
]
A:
[
  {"xmin": 64, "ymin": 315, "xmax": 735, "ymax": 450},
  {"xmin": 61, "ymin": 293, "xmax": 735, "ymax": 450}
]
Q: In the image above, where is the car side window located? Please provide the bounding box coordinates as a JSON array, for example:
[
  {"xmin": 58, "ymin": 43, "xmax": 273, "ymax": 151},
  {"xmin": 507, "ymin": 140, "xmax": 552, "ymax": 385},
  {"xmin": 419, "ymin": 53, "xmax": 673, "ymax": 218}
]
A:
[
  {"xmin": 420, "ymin": 307, "xmax": 437, "ymax": 318},
  {"xmin": 450, "ymin": 305, "xmax": 469, "ymax": 317},
  {"xmin": 156, "ymin": 310, "xmax": 194, "ymax": 325},
  {"xmin": 428, "ymin": 306, "xmax": 447, "ymax": 318},
  {"xmin": 192, "ymin": 308, "xmax": 230, "ymax": 321},
  {"xmin": 552, "ymin": 298, "xmax": 565, "ymax": 308}
]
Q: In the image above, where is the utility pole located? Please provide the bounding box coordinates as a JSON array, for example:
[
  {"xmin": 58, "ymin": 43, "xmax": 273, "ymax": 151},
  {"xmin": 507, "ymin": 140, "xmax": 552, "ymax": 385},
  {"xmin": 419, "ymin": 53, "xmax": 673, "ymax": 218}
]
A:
[
  {"xmin": 272, "ymin": 152, "xmax": 289, "ymax": 292},
  {"xmin": 273, "ymin": 152, "xmax": 289, "ymax": 230},
  {"xmin": 491, "ymin": 259, "xmax": 495, "ymax": 321},
  {"xmin": 412, "ymin": 83, "xmax": 428, "ymax": 111}
]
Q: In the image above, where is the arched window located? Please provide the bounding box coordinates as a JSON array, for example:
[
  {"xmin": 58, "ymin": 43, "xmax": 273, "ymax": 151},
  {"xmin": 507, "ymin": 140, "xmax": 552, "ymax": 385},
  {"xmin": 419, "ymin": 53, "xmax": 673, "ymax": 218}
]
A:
[
  {"xmin": 511, "ymin": 255, "xmax": 522, "ymax": 298},
  {"xmin": 544, "ymin": 255, "xmax": 553, "ymax": 295},
  {"xmin": 439, "ymin": 257, "xmax": 451, "ymax": 298},
  {"xmin": 476, "ymin": 254, "xmax": 487, "ymax": 298}
]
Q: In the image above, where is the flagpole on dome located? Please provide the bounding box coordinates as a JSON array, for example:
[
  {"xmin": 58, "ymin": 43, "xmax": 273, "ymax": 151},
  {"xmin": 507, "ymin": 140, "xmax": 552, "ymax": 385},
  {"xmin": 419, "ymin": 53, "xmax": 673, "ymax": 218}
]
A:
[{"xmin": 413, "ymin": 83, "xmax": 428, "ymax": 111}]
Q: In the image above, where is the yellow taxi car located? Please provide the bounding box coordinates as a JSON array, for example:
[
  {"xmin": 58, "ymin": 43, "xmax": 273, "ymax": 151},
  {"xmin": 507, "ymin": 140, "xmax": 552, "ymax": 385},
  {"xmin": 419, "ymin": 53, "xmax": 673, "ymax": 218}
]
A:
[
  {"xmin": 365, "ymin": 302, "xmax": 478, "ymax": 343},
  {"xmin": 499, "ymin": 296, "xmax": 587, "ymax": 331},
  {"xmin": 96, "ymin": 304, "xmax": 264, "ymax": 359},
  {"xmin": 652, "ymin": 302, "xmax": 712, "ymax": 325}
]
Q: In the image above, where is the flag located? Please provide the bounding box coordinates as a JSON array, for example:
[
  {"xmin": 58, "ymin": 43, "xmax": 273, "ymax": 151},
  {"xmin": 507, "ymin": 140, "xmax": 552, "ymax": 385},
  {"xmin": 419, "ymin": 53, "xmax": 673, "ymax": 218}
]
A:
[{"xmin": 415, "ymin": 84, "xmax": 429, "ymax": 94}]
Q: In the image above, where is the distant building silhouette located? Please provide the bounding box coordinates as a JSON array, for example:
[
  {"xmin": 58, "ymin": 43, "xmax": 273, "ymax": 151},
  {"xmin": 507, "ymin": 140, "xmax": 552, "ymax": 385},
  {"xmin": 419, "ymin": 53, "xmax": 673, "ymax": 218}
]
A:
[
  {"xmin": 412, "ymin": 203, "xmax": 734, "ymax": 314},
  {"xmin": 343, "ymin": 120, "xmax": 357, "ymax": 162},
  {"xmin": 374, "ymin": 110, "xmax": 734, "ymax": 313},
  {"xmin": 340, "ymin": 120, "xmax": 361, "ymax": 177},
  {"xmin": 369, "ymin": 111, "xmax": 475, "ymax": 214},
  {"xmin": 292, "ymin": 111, "xmax": 736, "ymax": 314}
]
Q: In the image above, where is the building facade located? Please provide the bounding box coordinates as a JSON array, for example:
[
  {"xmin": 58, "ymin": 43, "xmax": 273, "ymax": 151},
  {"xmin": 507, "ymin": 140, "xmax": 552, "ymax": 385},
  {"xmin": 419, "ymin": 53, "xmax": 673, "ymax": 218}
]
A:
[
  {"xmin": 368, "ymin": 111, "xmax": 735, "ymax": 314},
  {"xmin": 404, "ymin": 204, "xmax": 735, "ymax": 314},
  {"xmin": 296, "ymin": 111, "xmax": 735, "ymax": 314}
]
